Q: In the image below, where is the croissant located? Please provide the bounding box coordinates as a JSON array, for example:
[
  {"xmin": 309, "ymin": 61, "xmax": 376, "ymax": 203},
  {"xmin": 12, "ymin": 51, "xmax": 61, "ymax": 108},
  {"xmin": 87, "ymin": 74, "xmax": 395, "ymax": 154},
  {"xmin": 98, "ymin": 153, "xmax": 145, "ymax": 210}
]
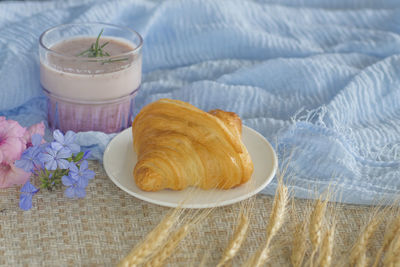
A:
[{"xmin": 132, "ymin": 99, "xmax": 254, "ymax": 191}]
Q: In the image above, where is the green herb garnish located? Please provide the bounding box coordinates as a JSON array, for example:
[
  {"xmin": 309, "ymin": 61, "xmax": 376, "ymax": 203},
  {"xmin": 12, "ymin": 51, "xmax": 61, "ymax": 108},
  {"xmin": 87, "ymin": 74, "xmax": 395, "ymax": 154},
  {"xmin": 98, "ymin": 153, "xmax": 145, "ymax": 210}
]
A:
[{"xmin": 77, "ymin": 29, "xmax": 129, "ymax": 64}]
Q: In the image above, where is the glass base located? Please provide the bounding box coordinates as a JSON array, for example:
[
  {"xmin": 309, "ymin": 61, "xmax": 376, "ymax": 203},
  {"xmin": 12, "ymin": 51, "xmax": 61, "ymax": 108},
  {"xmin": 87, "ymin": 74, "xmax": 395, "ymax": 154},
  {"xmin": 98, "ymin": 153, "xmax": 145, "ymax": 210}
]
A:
[{"xmin": 44, "ymin": 89, "xmax": 137, "ymax": 134}]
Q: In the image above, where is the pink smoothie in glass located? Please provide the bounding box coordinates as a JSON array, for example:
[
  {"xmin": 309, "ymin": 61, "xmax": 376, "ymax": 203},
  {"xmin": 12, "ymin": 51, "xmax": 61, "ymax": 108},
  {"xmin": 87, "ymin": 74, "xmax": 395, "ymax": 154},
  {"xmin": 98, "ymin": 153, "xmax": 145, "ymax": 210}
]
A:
[{"xmin": 40, "ymin": 29, "xmax": 142, "ymax": 133}]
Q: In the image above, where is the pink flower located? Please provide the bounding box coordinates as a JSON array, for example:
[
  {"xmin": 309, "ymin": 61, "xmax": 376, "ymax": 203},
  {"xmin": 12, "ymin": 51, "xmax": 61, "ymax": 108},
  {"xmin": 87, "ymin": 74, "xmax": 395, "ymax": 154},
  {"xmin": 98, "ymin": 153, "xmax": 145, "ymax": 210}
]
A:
[
  {"xmin": 0, "ymin": 119, "xmax": 45, "ymax": 188},
  {"xmin": 0, "ymin": 162, "xmax": 31, "ymax": 189},
  {"xmin": 24, "ymin": 121, "xmax": 45, "ymax": 147},
  {"xmin": 0, "ymin": 116, "xmax": 27, "ymax": 164}
]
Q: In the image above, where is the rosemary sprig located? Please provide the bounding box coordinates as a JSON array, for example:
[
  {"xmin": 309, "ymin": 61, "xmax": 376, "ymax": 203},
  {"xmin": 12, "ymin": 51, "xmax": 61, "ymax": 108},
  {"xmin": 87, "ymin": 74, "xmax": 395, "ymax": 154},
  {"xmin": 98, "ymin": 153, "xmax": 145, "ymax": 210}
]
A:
[
  {"xmin": 77, "ymin": 29, "xmax": 128, "ymax": 64},
  {"xmin": 101, "ymin": 58, "xmax": 129, "ymax": 65},
  {"xmin": 77, "ymin": 29, "xmax": 109, "ymax": 57}
]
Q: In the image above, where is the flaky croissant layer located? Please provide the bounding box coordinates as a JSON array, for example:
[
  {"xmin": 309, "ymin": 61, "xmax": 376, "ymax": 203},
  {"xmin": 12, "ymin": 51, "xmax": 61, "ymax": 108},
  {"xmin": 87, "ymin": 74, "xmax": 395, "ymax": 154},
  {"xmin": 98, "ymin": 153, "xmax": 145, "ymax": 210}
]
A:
[{"xmin": 132, "ymin": 99, "xmax": 254, "ymax": 191}]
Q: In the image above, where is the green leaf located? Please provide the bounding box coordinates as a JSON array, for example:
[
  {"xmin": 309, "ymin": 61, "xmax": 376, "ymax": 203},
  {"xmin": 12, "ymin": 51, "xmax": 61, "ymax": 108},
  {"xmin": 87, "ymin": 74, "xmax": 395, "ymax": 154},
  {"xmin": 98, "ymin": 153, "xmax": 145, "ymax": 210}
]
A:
[
  {"xmin": 74, "ymin": 152, "xmax": 84, "ymax": 162},
  {"xmin": 76, "ymin": 29, "xmax": 120, "ymax": 62},
  {"xmin": 95, "ymin": 29, "xmax": 103, "ymax": 51},
  {"xmin": 101, "ymin": 57, "xmax": 129, "ymax": 65},
  {"xmin": 101, "ymin": 41, "xmax": 109, "ymax": 48}
]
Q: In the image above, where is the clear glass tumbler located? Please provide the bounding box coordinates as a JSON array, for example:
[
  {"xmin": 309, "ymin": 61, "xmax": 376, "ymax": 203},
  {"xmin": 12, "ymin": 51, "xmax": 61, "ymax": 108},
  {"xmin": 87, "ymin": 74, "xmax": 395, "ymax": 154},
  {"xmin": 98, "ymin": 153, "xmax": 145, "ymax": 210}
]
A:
[{"xmin": 39, "ymin": 23, "xmax": 143, "ymax": 133}]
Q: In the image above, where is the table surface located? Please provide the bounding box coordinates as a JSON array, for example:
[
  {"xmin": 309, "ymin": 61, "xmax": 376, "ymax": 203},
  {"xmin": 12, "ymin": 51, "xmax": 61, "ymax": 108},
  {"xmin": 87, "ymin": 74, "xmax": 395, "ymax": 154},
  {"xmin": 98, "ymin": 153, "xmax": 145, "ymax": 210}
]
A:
[{"xmin": 0, "ymin": 161, "xmax": 387, "ymax": 266}]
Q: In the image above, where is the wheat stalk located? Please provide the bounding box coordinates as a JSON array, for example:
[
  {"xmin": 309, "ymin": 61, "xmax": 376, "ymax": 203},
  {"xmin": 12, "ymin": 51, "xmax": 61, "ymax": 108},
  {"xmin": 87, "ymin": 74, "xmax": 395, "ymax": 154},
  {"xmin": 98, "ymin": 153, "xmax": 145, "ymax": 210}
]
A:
[
  {"xmin": 198, "ymin": 251, "xmax": 210, "ymax": 267},
  {"xmin": 266, "ymin": 184, "xmax": 289, "ymax": 241},
  {"xmin": 243, "ymin": 180, "xmax": 289, "ymax": 267},
  {"xmin": 383, "ymin": 231, "xmax": 400, "ymax": 267},
  {"xmin": 144, "ymin": 223, "xmax": 191, "ymax": 267},
  {"xmin": 289, "ymin": 192, "xmax": 314, "ymax": 267},
  {"xmin": 373, "ymin": 213, "xmax": 400, "ymax": 267},
  {"xmin": 291, "ymin": 221, "xmax": 308, "ymax": 267},
  {"xmin": 349, "ymin": 210, "xmax": 383, "ymax": 267},
  {"xmin": 317, "ymin": 223, "xmax": 335, "ymax": 267},
  {"xmin": 143, "ymin": 206, "xmax": 214, "ymax": 267},
  {"xmin": 307, "ymin": 197, "xmax": 329, "ymax": 267},
  {"xmin": 217, "ymin": 211, "xmax": 250, "ymax": 267},
  {"xmin": 355, "ymin": 253, "xmax": 369, "ymax": 267},
  {"xmin": 117, "ymin": 208, "xmax": 181, "ymax": 267},
  {"xmin": 217, "ymin": 196, "xmax": 254, "ymax": 267}
]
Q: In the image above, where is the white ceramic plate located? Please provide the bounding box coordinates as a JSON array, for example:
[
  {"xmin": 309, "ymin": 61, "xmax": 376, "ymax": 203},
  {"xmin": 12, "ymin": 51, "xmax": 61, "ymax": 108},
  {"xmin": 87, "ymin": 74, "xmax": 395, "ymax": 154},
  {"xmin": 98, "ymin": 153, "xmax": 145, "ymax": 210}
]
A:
[{"xmin": 103, "ymin": 126, "xmax": 278, "ymax": 208}]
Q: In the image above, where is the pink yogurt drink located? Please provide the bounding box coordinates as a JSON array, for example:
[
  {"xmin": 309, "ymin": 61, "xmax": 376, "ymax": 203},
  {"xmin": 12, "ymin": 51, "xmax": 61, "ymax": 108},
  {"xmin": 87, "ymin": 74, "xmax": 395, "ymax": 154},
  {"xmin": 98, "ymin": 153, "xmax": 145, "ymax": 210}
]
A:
[{"xmin": 39, "ymin": 23, "xmax": 143, "ymax": 133}]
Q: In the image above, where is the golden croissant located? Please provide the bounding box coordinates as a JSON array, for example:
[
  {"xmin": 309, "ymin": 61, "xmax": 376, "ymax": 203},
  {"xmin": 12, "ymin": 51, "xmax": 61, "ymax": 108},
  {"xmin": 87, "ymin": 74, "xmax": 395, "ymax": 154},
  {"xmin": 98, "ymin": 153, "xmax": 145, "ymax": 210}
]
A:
[{"xmin": 132, "ymin": 99, "xmax": 254, "ymax": 191}]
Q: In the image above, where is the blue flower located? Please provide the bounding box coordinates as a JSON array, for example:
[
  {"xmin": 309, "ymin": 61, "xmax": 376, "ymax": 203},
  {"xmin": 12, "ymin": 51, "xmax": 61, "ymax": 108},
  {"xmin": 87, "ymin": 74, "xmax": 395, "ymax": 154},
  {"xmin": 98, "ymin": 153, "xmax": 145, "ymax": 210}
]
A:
[
  {"xmin": 38, "ymin": 145, "xmax": 71, "ymax": 171},
  {"xmin": 19, "ymin": 181, "xmax": 39, "ymax": 210},
  {"xmin": 52, "ymin": 130, "xmax": 80, "ymax": 154},
  {"xmin": 62, "ymin": 176, "xmax": 85, "ymax": 199},
  {"xmin": 82, "ymin": 150, "xmax": 91, "ymax": 161},
  {"xmin": 31, "ymin": 133, "xmax": 42, "ymax": 147},
  {"xmin": 15, "ymin": 134, "xmax": 44, "ymax": 172},
  {"xmin": 15, "ymin": 147, "xmax": 40, "ymax": 172},
  {"xmin": 62, "ymin": 176, "xmax": 86, "ymax": 198},
  {"xmin": 69, "ymin": 160, "xmax": 95, "ymax": 186}
]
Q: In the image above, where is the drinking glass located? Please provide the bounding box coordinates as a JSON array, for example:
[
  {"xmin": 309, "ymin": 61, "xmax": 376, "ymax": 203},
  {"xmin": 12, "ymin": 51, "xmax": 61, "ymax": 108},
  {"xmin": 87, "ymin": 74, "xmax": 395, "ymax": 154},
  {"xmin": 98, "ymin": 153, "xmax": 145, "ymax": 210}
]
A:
[{"xmin": 39, "ymin": 22, "xmax": 143, "ymax": 133}]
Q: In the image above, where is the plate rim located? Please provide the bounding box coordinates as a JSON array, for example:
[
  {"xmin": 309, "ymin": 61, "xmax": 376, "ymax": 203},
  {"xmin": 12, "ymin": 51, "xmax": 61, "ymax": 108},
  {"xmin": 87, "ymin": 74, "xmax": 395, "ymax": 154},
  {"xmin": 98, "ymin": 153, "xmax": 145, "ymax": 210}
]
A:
[{"xmin": 103, "ymin": 126, "xmax": 278, "ymax": 208}]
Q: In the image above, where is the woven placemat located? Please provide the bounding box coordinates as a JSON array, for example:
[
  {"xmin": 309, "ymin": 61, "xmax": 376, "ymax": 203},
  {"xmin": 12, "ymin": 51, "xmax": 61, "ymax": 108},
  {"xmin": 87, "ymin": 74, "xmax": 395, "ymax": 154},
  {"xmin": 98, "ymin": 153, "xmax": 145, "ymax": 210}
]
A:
[{"xmin": 0, "ymin": 161, "xmax": 385, "ymax": 266}]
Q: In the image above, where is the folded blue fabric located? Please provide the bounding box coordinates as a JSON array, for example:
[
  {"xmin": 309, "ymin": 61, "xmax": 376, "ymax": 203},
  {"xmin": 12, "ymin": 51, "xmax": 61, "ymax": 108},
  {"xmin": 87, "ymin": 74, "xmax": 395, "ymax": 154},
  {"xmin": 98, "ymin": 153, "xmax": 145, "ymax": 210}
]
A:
[{"xmin": 1, "ymin": 0, "xmax": 400, "ymax": 205}]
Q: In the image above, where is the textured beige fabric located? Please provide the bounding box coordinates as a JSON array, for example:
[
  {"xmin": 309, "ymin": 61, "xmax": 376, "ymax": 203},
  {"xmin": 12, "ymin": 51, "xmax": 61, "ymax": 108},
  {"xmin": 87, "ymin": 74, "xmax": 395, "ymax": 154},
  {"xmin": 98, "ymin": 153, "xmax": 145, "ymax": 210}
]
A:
[{"xmin": 0, "ymin": 161, "xmax": 386, "ymax": 266}]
